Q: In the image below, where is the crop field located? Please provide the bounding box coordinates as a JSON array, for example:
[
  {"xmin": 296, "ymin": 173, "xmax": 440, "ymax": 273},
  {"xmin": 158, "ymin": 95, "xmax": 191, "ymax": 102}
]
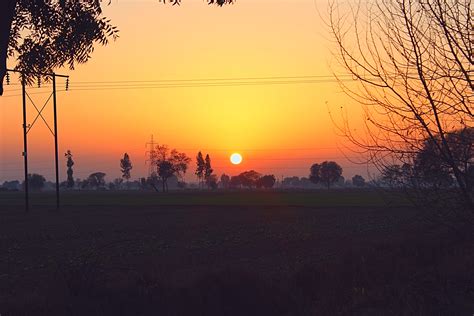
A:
[
  {"xmin": 0, "ymin": 189, "xmax": 406, "ymax": 207},
  {"xmin": 0, "ymin": 190, "xmax": 473, "ymax": 315}
]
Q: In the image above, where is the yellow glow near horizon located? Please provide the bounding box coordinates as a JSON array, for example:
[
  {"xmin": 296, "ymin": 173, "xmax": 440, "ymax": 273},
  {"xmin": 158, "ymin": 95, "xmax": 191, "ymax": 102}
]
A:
[{"xmin": 0, "ymin": 0, "xmax": 370, "ymax": 182}]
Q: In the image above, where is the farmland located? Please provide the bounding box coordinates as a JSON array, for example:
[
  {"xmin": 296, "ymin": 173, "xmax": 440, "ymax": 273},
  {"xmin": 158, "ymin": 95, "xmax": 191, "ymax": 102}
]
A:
[{"xmin": 0, "ymin": 190, "xmax": 473, "ymax": 315}]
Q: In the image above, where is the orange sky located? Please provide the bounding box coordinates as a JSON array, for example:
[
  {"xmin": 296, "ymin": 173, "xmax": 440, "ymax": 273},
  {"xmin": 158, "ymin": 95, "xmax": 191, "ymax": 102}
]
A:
[{"xmin": 0, "ymin": 0, "xmax": 370, "ymax": 183}]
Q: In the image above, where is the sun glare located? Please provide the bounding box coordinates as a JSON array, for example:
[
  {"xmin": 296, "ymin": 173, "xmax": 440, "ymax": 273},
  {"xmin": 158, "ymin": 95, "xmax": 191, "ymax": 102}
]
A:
[{"xmin": 230, "ymin": 153, "xmax": 243, "ymax": 165}]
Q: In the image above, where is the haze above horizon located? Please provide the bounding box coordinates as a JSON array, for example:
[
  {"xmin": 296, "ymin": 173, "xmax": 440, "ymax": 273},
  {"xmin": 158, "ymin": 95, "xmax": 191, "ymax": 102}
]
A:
[{"xmin": 0, "ymin": 0, "xmax": 369, "ymax": 183}]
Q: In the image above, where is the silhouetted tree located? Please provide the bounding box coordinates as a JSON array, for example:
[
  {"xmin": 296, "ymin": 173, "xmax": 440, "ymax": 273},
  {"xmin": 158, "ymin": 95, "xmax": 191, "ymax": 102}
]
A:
[
  {"xmin": 139, "ymin": 177, "xmax": 148, "ymax": 190},
  {"xmin": 414, "ymin": 158, "xmax": 453, "ymax": 189},
  {"xmin": 299, "ymin": 177, "xmax": 312, "ymax": 188},
  {"xmin": 154, "ymin": 145, "xmax": 191, "ymax": 192},
  {"xmin": 204, "ymin": 154, "xmax": 214, "ymax": 189},
  {"xmin": 282, "ymin": 176, "xmax": 301, "ymax": 188},
  {"xmin": 379, "ymin": 129, "xmax": 473, "ymax": 229},
  {"xmin": 352, "ymin": 175, "xmax": 365, "ymax": 187},
  {"xmin": 0, "ymin": 0, "xmax": 232, "ymax": 95},
  {"xmin": 328, "ymin": 0, "xmax": 473, "ymax": 227},
  {"xmin": 170, "ymin": 150, "xmax": 191, "ymax": 179},
  {"xmin": 257, "ymin": 175, "xmax": 276, "ymax": 189},
  {"xmin": 309, "ymin": 164, "xmax": 321, "ymax": 185},
  {"xmin": 229, "ymin": 175, "xmax": 242, "ymax": 189},
  {"xmin": 414, "ymin": 128, "xmax": 472, "ymax": 189},
  {"xmin": 319, "ymin": 162, "xmax": 343, "ymax": 189},
  {"xmin": 145, "ymin": 173, "xmax": 160, "ymax": 192},
  {"xmin": 79, "ymin": 179, "xmax": 87, "ymax": 189},
  {"xmin": 309, "ymin": 161, "xmax": 342, "ymax": 189},
  {"xmin": 2, "ymin": 180, "xmax": 20, "ymax": 191},
  {"xmin": 120, "ymin": 153, "xmax": 133, "ymax": 182},
  {"xmin": 0, "ymin": 0, "xmax": 118, "ymax": 95},
  {"xmin": 380, "ymin": 164, "xmax": 413, "ymax": 188},
  {"xmin": 112, "ymin": 178, "xmax": 123, "ymax": 190},
  {"xmin": 336, "ymin": 175, "xmax": 345, "ymax": 187},
  {"xmin": 27, "ymin": 173, "xmax": 45, "ymax": 191},
  {"xmin": 206, "ymin": 174, "xmax": 218, "ymax": 190},
  {"xmin": 220, "ymin": 174, "xmax": 230, "ymax": 189},
  {"xmin": 238, "ymin": 170, "xmax": 261, "ymax": 189},
  {"xmin": 195, "ymin": 151, "xmax": 205, "ymax": 188},
  {"xmin": 64, "ymin": 150, "xmax": 74, "ymax": 189},
  {"xmin": 467, "ymin": 165, "xmax": 474, "ymax": 193},
  {"xmin": 86, "ymin": 172, "xmax": 106, "ymax": 190},
  {"xmin": 157, "ymin": 160, "xmax": 174, "ymax": 192},
  {"xmin": 377, "ymin": 129, "xmax": 474, "ymax": 229}
]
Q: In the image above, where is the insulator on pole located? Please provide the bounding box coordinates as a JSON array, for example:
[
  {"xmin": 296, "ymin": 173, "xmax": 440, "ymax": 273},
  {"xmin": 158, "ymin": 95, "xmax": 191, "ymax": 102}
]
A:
[
  {"xmin": 6, "ymin": 72, "xmax": 10, "ymax": 85},
  {"xmin": 37, "ymin": 76, "xmax": 41, "ymax": 88},
  {"xmin": 65, "ymin": 78, "xmax": 69, "ymax": 91}
]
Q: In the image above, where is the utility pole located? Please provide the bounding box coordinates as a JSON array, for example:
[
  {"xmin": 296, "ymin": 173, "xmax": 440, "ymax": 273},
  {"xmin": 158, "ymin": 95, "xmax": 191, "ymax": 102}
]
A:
[
  {"xmin": 21, "ymin": 75, "xmax": 29, "ymax": 211},
  {"xmin": 52, "ymin": 74, "xmax": 60, "ymax": 209},
  {"xmin": 6, "ymin": 69, "xmax": 69, "ymax": 211}
]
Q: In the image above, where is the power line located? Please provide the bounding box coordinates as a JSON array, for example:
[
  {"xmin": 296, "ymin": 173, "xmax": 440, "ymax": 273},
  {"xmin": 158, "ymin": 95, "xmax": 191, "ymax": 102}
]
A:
[
  {"xmin": 1, "ymin": 74, "xmax": 356, "ymax": 97},
  {"xmin": 0, "ymin": 77, "xmax": 351, "ymax": 96},
  {"xmin": 64, "ymin": 79, "xmax": 353, "ymax": 92},
  {"xmin": 69, "ymin": 74, "xmax": 353, "ymax": 84},
  {"xmin": 3, "ymin": 74, "xmax": 353, "ymax": 88}
]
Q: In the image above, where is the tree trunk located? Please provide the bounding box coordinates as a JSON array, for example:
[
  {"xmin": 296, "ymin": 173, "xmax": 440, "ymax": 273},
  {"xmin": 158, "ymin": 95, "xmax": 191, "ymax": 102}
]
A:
[{"xmin": 0, "ymin": 0, "xmax": 16, "ymax": 96}]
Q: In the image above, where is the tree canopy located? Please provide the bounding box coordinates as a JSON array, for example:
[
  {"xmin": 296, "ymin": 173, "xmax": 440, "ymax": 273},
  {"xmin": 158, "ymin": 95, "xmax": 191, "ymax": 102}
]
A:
[
  {"xmin": 86, "ymin": 172, "xmax": 107, "ymax": 189},
  {"xmin": 0, "ymin": 0, "xmax": 235, "ymax": 95},
  {"xmin": 65, "ymin": 150, "xmax": 75, "ymax": 188},
  {"xmin": 120, "ymin": 153, "xmax": 133, "ymax": 181},
  {"xmin": 352, "ymin": 175, "xmax": 365, "ymax": 187},
  {"xmin": 238, "ymin": 170, "xmax": 261, "ymax": 188},
  {"xmin": 153, "ymin": 145, "xmax": 191, "ymax": 192},
  {"xmin": 328, "ymin": 0, "xmax": 473, "ymax": 221},
  {"xmin": 256, "ymin": 175, "xmax": 276, "ymax": 189},
  {"xmin": 27, "ymin": 173, "xmax": 46, "ymax": 191},
  {"xmin": 310, "ymin": 161, "xmax": 343, "ymax": 189}
]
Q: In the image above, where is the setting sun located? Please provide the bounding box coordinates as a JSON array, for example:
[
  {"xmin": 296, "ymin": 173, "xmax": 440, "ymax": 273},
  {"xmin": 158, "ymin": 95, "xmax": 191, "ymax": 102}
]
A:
[{"xmin": 230, "ymin": 153, "xmax": 243, "ymax": 165}]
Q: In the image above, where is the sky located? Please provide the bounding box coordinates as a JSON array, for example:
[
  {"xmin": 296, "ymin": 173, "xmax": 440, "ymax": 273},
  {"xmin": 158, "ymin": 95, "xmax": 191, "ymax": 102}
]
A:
[{"xmin": 0, "ymin": 0, "xmax": 371, "ymax": 183}]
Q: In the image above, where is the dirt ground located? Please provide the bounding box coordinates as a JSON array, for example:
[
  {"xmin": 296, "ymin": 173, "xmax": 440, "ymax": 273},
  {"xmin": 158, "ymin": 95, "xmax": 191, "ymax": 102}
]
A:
[{"xmin": 0, "ymin": 192, "xmax": 473, "ymax": 315}]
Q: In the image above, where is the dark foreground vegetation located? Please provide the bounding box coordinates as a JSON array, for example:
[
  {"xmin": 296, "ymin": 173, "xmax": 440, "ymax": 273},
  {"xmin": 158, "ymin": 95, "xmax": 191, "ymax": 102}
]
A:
[{"xmin": 1, "ymin": 191, "xmax": 473, "ymax": 315}]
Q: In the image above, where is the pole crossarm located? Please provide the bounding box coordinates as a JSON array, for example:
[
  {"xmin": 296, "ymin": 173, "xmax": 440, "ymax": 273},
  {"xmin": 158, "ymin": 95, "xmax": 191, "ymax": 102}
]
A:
[
  {"xmin": 6, "ymin": 68, "xmax": 69, "ymax": 79},
  {"xmin": 26, "ymin": 91, "xmax": 55, "ymax": 136}
]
